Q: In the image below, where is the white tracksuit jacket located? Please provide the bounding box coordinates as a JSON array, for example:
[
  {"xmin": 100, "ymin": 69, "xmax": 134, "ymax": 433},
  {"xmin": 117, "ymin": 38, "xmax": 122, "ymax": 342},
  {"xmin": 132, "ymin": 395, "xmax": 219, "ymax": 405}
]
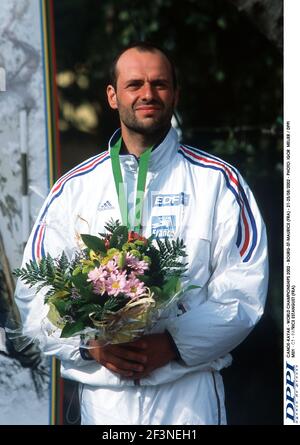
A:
[{"xmin": 15, "ymin": 127, "xmax": 269, "ymax": 425}]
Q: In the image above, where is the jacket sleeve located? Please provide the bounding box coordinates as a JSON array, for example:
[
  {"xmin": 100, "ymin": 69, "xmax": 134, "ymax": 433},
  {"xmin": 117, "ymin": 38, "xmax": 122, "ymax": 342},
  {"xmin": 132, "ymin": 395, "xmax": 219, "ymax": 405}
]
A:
[
  {"xmin": 14, "ymin": 182, "xmax": 90, "ymax": 368},
  {"xmin": 166, "ymin": 172, "xmax": 269, "ymax": 366}
]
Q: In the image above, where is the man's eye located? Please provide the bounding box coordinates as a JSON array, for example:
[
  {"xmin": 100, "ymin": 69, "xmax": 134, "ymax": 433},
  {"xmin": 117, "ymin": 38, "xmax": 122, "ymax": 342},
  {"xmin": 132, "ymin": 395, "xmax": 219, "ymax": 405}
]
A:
[
  {"xmin": 153, "ymin": 82, "xmax": 168, "ymax": 89},
  {"xmin": 127, "ymin": 83, "xmax": 141, "ymax": 89}
]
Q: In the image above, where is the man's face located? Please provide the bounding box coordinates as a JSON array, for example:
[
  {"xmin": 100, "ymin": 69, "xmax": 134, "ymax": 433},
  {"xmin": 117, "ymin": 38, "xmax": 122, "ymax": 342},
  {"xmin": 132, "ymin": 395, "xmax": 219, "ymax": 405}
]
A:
[{"xmin": 107, "ymin": 48, "xmax": 178, "ymax": 138}]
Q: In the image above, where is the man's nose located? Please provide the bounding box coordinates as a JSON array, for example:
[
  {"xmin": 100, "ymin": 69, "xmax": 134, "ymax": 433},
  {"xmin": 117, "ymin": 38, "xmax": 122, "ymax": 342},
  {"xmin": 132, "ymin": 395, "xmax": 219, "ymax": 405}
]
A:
[{"xmin": 141, "ymin": 83, "xmax": 154, "ymax": 101}]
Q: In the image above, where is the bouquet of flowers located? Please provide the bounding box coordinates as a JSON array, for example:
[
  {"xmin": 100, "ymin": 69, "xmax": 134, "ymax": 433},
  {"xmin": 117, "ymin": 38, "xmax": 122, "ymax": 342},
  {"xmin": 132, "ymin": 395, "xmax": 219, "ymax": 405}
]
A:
[{"xmin": 14, "ymin": 220, "xmax": 193, "ymax": 345}]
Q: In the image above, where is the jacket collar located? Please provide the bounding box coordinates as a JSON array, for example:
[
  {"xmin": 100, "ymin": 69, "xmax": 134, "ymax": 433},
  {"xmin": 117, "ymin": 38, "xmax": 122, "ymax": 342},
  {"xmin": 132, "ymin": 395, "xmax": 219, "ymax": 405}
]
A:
[{"xmin": 108, "ymin": 127, "xmax": 179, "ymax": 173}]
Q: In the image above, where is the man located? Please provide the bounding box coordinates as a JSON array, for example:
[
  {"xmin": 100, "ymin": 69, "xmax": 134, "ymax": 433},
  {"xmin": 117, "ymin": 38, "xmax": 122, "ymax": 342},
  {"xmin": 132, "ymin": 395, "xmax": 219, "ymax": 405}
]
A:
[{"xmin": 15, "ymin": 42, "xmax": 268, "ymax": 425}]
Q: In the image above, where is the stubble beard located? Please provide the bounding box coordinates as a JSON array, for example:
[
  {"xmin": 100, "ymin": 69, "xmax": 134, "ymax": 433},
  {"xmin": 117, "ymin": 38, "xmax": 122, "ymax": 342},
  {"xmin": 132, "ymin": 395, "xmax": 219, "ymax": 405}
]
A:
[{"xmin": 117, "ymin": 101, "xmax": 174, "ymax": 138}]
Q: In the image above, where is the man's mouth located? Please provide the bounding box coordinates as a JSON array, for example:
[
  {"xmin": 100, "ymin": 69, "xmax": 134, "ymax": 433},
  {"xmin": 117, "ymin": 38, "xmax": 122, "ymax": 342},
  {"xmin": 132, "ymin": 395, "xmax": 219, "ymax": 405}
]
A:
[{"xmin": 135, "ymin": 106, "xmax": 161, "ymax": 114}]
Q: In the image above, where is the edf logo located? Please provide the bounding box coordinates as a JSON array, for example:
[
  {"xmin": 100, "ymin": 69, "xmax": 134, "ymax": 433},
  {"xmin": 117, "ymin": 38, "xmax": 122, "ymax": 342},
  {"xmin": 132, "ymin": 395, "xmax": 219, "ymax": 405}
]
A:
[
  {"xmin": 286, "ymin": 362, "xmax": 297, "ymax": 423},
  {"xmin": 153, "ymin": 193, "xmax": 189, "ymax": 207}
]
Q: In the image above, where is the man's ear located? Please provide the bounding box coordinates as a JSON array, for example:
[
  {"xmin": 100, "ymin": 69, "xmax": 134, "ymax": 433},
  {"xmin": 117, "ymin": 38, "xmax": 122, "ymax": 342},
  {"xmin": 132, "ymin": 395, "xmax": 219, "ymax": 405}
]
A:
[{"xmin": 107, "ymin": 85, "xmax": 118, "ymax": 110}]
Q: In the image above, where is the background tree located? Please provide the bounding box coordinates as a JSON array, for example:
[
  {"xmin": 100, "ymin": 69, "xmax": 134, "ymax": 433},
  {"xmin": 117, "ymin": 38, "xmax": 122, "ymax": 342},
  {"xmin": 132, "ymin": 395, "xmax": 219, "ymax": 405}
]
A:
[{"xmin": 229, "ymin": 0, "xmax": 283, "ymax": 51}]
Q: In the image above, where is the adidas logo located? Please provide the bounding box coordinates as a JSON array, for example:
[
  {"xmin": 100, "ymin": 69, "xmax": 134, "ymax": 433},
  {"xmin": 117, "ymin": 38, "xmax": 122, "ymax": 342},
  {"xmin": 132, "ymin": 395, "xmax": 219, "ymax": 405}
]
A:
[{"xmin": 98, "ymin": 200, "xmax": 114, "ymax": 211}]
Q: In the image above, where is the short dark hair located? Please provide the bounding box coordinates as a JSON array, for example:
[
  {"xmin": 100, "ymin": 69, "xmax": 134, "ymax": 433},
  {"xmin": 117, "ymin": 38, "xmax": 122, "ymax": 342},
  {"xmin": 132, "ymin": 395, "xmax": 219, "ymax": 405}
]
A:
[{"xmin": 109, "ymin": 41, "xmax": 178, "ymax": 90}]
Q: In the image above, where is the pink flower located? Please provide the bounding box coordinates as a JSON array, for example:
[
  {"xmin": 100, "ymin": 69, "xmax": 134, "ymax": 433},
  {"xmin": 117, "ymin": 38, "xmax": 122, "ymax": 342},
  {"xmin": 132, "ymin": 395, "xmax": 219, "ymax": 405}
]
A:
[
  {"xmin": 125, "ymin": 274, "xmax": 146, "ymax": 299},
  {"xmin": 87, "ymin": 266, "xmax": 107, "ymax": 282},
  {"xmin": 106, "ymin": 259, "xmax": 118, "ymax": 274},
  {"xmin": 126, "ymin": 253, "xmax": 149, "ymax": 275},
  {"xmin": 93, "ymin": 279, "xmax": 106, "ymax": 295},
  {"xmin": 87, "ymin": 267, "xmax": 108, "ymax": 296},
  {"xmin": 106, "ymin": 271, "xmax": 128, "ymax": 297}
]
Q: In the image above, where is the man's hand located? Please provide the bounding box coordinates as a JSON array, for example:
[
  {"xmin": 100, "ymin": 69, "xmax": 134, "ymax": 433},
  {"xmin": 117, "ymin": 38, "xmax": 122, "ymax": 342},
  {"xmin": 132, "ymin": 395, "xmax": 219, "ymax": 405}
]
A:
[
  {"xmin": 88, "ymin": 333, "xmax": 178, "ymax": 379},
  {"xmin": 88, "ymin": 339, "xmax": 147, "ymax": 378},
  {"xmin": 125, "ymin": 333, "xmax": 178, "ymax": 379}
]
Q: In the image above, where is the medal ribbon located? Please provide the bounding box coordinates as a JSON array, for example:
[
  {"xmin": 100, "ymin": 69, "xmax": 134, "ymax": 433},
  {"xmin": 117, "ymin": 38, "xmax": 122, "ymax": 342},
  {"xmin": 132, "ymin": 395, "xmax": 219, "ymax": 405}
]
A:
[{"xmin": 111, "ymin": 137, "xmax": 152, "ymax": 233}]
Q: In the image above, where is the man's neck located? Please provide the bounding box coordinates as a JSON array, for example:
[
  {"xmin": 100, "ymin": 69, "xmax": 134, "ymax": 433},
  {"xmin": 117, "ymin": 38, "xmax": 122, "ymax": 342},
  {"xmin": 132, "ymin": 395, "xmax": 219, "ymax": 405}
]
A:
[{"xmin": 120, "ymin": 126, "xmax": 170, "ymax": 158}]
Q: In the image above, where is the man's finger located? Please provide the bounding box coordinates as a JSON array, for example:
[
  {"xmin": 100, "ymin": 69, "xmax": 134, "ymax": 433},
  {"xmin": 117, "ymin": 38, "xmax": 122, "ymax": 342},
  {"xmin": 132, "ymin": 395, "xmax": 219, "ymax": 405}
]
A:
[
  {"xmin": 105, "ymin": 362, "xmax": 134, "ymax": 377},
  {"xmin": 112, "ymin": 345, "xmax": 148, "ymax": 364},
  {"xmin": 111, "ymin": 357, "xmax": 145, "ymax": 372}
]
